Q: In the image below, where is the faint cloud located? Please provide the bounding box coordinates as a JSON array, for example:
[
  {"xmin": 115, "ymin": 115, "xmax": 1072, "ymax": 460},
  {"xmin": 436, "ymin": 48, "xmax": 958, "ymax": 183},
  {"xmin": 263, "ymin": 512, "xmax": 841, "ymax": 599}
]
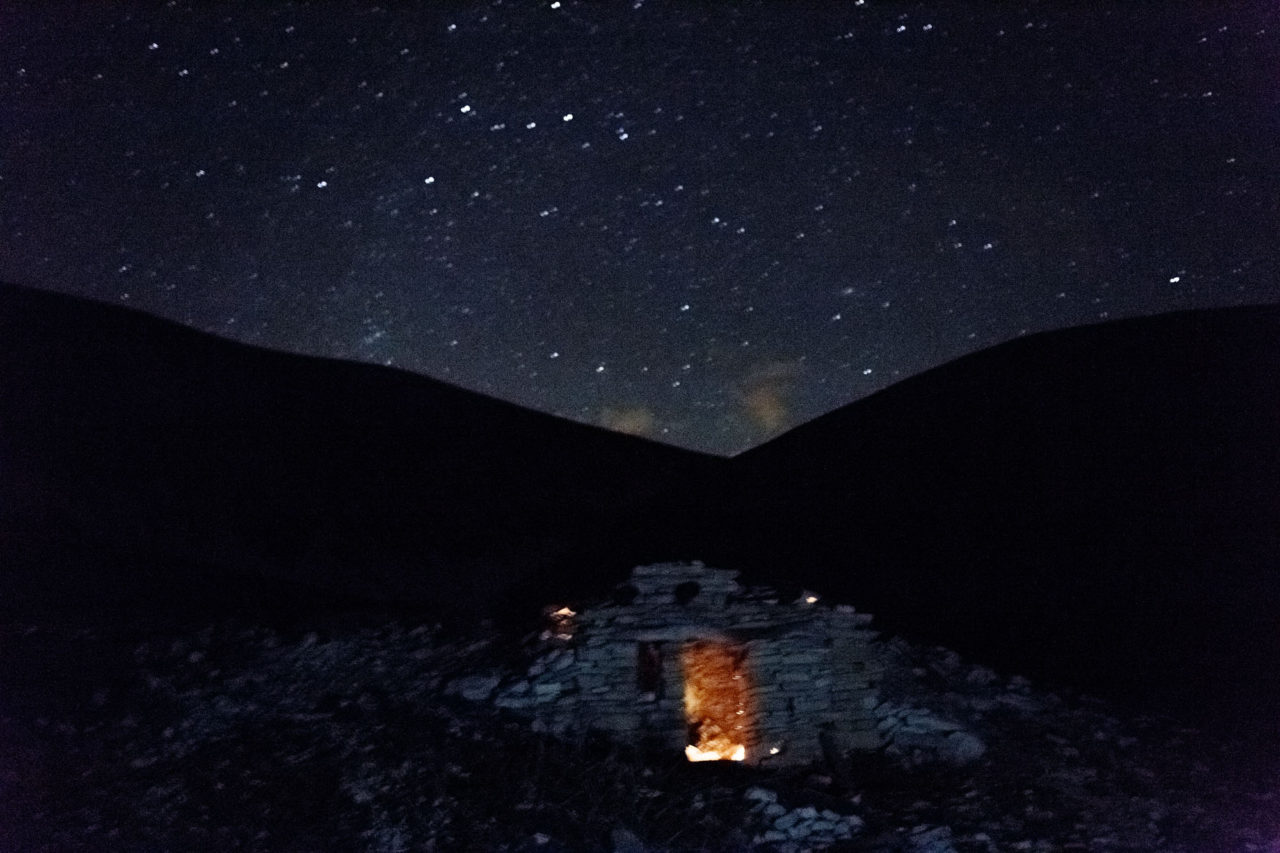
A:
[
  {"xmin": 740, "ymin": 360, "xmax": 803, "ymax": 436},
  {"xmin": 744, "ymin": 385, "xmax": 789, "ymax": 433},
  {"xmin": 601, "ymin": 405, "xmax": 657, "ymax": 438}
]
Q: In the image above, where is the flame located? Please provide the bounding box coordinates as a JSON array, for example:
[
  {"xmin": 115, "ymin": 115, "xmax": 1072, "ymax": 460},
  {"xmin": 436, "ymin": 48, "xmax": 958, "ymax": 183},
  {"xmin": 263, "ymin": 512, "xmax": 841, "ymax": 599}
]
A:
[
  {"xmin": 682, "ymin": 641, "xmax": 750, "ymax": 762},
  {"xmin": 686, "ymin": 743, "xmax": 746, "ymax": 762},
  {"xmin": 543, "ymin": 605, "xmax": 577, "ymax": 640}
]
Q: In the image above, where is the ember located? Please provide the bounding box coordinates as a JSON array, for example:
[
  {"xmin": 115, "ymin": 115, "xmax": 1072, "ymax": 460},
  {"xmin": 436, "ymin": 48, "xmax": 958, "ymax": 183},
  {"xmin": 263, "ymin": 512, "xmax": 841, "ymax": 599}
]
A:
[
  {"xmin": 541, "ymin": 605, "xmax": 576, "ymax": 641},
  {"xmin": 681, "ymin": 640, "xmax": 750, "ymax": 762}
]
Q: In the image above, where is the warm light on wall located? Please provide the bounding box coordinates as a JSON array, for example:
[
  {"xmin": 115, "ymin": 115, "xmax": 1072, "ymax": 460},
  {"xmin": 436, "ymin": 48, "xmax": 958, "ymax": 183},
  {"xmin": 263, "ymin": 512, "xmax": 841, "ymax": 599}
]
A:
[{"xmin": 681, "ymin": 640, "xmax": 751, "ymax": 762}]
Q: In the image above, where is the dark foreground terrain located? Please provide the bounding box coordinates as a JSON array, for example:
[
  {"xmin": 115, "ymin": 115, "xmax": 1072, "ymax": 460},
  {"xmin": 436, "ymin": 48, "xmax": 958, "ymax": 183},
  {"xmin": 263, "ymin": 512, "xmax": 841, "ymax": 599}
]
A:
[
  {"xmin": 2, "ymin": 605, "xmax": 1277, "ymax": 852},
  {"xmin": 5, "ymin": 283, "xmax": 1280, "ymax": 735},
  {"xmin": 3, "ymin": 284, "xmax": 1279, "ymax": 849}
]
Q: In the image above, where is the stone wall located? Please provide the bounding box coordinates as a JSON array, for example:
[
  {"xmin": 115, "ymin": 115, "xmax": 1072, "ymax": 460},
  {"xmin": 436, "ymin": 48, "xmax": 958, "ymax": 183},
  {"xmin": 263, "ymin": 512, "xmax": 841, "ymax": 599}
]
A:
[{"xmin": 489, "ymin": 562, "xmax": 886, "ymax": 766}]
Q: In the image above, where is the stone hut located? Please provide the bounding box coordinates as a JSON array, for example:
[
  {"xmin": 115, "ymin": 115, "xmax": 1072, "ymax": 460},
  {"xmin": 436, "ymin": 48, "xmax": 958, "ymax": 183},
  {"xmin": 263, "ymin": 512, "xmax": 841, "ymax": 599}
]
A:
[{"xmin": 490, "ymin": 562, "xmax": 886, "ymax": 767}]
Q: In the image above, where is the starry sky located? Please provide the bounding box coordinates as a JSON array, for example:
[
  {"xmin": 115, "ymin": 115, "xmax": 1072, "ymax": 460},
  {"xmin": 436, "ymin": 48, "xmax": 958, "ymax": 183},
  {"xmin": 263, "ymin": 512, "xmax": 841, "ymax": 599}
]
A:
[{"xmin": 2, "ymin": 2, "xmax": 1277, "ymax": 455}]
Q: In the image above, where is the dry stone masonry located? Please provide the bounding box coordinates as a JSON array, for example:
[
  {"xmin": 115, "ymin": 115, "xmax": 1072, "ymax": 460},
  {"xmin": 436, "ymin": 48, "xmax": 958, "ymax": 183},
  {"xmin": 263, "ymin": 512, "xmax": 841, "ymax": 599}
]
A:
[{"xmin": 487, "ymin": 562, "xmax": 889, "ymax": 766}]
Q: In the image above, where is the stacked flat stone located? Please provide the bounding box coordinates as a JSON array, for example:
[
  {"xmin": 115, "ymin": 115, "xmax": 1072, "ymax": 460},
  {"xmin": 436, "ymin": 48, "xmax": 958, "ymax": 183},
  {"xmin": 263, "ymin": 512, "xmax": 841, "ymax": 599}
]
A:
[{"xmin": 489, "ymin": 562, "xmax": 887, "ymax": 766}]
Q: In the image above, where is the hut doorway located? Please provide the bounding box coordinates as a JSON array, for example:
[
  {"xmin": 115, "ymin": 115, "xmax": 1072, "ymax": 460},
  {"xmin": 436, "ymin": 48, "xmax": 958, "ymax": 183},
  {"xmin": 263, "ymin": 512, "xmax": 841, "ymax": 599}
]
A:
[{"xmin": 681, "ymin": 640, "xmax": 750, "ymax": 762}]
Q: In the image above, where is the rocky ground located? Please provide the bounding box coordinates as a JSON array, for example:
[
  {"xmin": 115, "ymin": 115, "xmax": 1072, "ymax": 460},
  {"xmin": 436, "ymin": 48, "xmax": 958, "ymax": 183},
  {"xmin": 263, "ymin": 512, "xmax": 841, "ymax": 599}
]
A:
[{"xmin": 1, "ymin": 609, "xmax": 1278, "ymax": 852}]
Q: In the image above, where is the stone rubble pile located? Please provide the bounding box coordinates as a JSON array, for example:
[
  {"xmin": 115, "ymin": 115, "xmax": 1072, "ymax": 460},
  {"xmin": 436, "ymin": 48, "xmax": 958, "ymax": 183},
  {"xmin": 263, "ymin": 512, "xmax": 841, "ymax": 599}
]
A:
[
  {"xmin": 444, "ymin": 563, "xmax": 999, "ymax": 772},
  {"xmin": 474, "ymin": 562, "xmax": 888, "ymax": 765},
  {"xmin": 874, "ymin": 702, "xmax": 987, "ymax": 766},
  {"xmin": 742, "ymin": 786, "xmax": 865, "ymax": 850}
]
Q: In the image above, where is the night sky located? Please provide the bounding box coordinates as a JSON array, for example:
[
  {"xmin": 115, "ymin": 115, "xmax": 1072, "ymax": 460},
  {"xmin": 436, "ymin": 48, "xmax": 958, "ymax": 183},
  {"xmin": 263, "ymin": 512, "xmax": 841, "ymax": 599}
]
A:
[{"xmin": 3, "ymin": 2, "xmax": 1276, "ymax": 455}]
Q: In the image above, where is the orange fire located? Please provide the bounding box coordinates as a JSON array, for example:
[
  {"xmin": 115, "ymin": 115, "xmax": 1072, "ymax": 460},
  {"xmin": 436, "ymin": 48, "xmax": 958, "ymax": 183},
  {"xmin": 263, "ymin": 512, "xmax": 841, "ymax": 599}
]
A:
[
  {"xmin": 681, "ymin": 641, "xmax": 750, "ymax": 762},
  {"xmin": 541, "ymin": 605, "xmax": 576, "ymax": 641}
]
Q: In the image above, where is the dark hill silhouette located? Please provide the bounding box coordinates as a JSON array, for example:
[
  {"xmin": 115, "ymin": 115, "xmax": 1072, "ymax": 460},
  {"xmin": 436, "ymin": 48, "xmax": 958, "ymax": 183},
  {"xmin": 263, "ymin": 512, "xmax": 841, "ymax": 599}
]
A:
[
  {"xmin": 4, "ymin": 281, "xmax": 1279, "ymax": 728},
  {"xmin": 720, "ymin": 305, "xmax": 1280, "ymax": 725},
  {"xmin": 0, "ymin": 282, "xmax": 723, "ymax": 623}
]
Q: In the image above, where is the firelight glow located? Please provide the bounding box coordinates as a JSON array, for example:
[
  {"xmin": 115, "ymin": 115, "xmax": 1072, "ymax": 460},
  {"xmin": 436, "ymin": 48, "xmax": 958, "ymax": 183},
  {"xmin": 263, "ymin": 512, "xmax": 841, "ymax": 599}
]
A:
[
  {"xmin": 685, "ymin": 743, "xmax": 746, "ymax": 763},
  {"xmin": 681, "ymin": 641, "xmax": 751, "ymax": 763}
]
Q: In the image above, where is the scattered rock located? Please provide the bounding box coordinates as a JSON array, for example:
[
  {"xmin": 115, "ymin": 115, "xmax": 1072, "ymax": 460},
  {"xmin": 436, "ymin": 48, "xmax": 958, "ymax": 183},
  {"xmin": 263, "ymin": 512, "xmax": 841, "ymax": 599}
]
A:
[
  {"xmin": 610, "ymin": 826, "xmax": 646, "ymax": 853},
  {"xmin": 939, "ymin": 731, "xmax": 987, "ymax": 765},
  {"xmin": 446, "ymin": 674, "xmax": 501, "ymax": 702},
  {"xmin": 3, "ymin": 612, "xmax": 1277, "ymax": 851},
  {"xmin": 909, "ymin": 824, "xmax": 957, "ymax": 853}
]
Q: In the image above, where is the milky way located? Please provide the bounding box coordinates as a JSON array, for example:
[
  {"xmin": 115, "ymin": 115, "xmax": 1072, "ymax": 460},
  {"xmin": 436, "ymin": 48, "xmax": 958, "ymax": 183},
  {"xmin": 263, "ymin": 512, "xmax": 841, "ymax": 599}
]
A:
[{"xmin": 2, "ymin": 2, "xmax": 1276, "ymax": 454}]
